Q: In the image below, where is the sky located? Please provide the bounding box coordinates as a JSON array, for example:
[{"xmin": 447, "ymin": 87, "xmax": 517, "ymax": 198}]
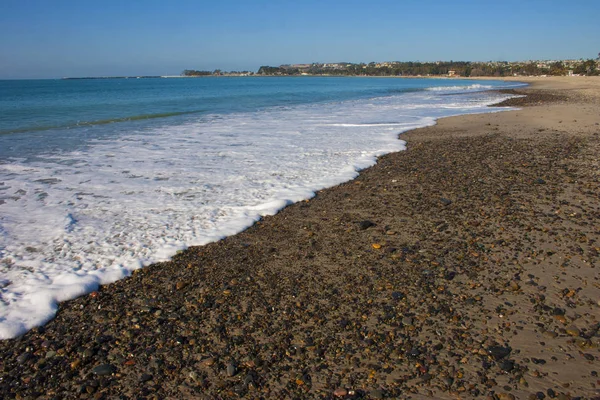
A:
[{"xmin": 0, "ymin": 0, "xmax": 598, "ymax": 79}]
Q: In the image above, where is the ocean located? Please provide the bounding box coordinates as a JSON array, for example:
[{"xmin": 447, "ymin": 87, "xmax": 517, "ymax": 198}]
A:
[{"xmin": 0, "ymin": 76, "xmax": 524, "ymax": 338}]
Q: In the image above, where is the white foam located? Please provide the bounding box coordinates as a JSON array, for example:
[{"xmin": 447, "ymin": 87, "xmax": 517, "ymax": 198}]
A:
[
  {"xmin": 0, "ymin": 89, "xmax": 517, "ymax": 338},
  {"xmin": 426, "ymin": 84, "xmax": 494, "ymax": 91}
]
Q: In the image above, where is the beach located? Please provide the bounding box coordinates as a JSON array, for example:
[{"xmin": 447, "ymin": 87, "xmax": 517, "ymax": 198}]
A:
[{"xmin": 1, "ymin": 77, "xmax": 599, "ymax": 399}]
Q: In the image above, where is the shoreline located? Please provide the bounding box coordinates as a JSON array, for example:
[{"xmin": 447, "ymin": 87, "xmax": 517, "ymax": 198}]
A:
[{"xmin": 1, "ymin": 77, "xmax": 599, "ymax": 399}]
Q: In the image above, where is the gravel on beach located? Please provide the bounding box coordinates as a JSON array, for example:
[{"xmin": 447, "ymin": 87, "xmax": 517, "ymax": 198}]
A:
[{"xmin": 1, "ymin": 80, "xmax": 599, "ymax": 399}]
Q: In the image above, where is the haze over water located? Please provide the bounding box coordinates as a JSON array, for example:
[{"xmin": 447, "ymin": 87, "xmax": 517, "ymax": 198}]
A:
[{"xmin": 0, "ymin": 77, "xmax": 523, "ymax": 338}]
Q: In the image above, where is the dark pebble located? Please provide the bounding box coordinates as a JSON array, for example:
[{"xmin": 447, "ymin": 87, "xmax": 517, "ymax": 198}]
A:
[
  {"xmin": 500, "ymin": 359, "xmax": 515, "ymax": 372},
  {"xmin": 357, "ymin": 220, "xmax": 376, "ymax": 230},
  {"xmin": 406, "ymin": 347, "xmax": 421, "ymax": 358},
  {"xmin": 531, "ymin": 357, "xmax": 546, "ymax": 365},
  {"xmin": 582, "ymin": 353, "xmax": 594, "ymax": 361},
  {"xmin": 534, "ymin": 178, "xmax": 546, "ymax": 184},
  {"xmin": 551, "ymin": 307, "xmax": 565, "ymax": 316},
  {"xmin": 226, "ymin": 362, "xmax": 237, "ymax": 377},
  {"xmin": 92, "ymin": 364, "xmax": 116, "ymax": 376},
  {"xmin": 440, "ymin": 197, "xmax": 452, "ymax": 206},
  {"xmin": 17, "ymin": 352, "xmax": 32, "ymax": 364},
  {"xmin": 391, "ymin": 291, "xmax": 405, "ymax": 300},
  {"xmin": 139, "ymin": 373, "xmax": 153, "ymax": 383},
  {"xmin": 547, "ymin": 388, "xmax": 556, "ymax": 398},
  {"xmin": 487, "ymin": 345, "xmax": 512, "ymax": 360}
]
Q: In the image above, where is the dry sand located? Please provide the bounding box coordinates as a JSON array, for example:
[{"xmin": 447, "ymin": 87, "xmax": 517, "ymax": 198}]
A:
[{"xmin": 0, "ymin": 76, "xmax": 599, "ymax": 400}]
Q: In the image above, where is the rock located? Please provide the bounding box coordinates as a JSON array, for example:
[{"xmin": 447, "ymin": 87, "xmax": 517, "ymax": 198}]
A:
[
  {"xmin": 357, "ymin": 220, "xmax": 376, "ymax": 230},
  {"xmin": 582, "ymin": 353, "xmax": 595, "ymax": 361},
  {"xmin": 497, "ymin": 393, "xmax": 515, "ymax": 400},
  {"xmin": 391, "ymin": 291, "xmax": 404, "ymax": 300},
  {"xmin": 565, "ymin": 326, "xmax": 580, "ymax": 337},
  {"xmin": 500, "ymin": 359, "xmax": 515, "ymax": 372},
  {"xmin": 534, "ymin": 178, "xmax": 546, "ymax": 184},
  {"xmin": 487, "ymin": 345, "xmax": 512, "ymax": 360},
  {"xmin": 17, "ymin": 352, "xmax": 32, "ymax": 364},
  {"xmin": 333, "ymin": 388, "xmax": 348, "ymax": 397},
  {"xmin": 92, "ymin": 364, "xmax": 116, "ymax": 376},
  {"xmin": 440, "ymin": 197, "xmax": 452, "ymax": 206},
  {"xmin": 226, "ymin": 362, "xmax": 237, "ymax": 377},
  {"xmin": 175, "ymin": 281, "xmax": 187, "ymax": 290},
  {"xmin": 542, "ymin": 330, "xmax": 558, "ymax": 339},
  {"xmin": 445, "ymin": 271, "xmax": 456, "ymax": 281}
]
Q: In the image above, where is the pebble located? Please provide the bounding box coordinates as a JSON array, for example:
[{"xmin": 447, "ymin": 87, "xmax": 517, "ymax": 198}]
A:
[
  {"xmin": 487, "ymin": 345, "xmax": 511, "ymax": 360},
  {"xmin": 358, "ymin": 220, "xmax": 375, "ymax": 230},
  {"xmin": 543, "ymin": 330, "xmax": 558, "ymax": 339},
  {"xmin": 333, "ymin": 388, "xmax": 348, "ymax": 397},
  {"xmin": 497, "ymin": 393, "xmax": 515, "ymax": 400},
  {"xmin": 175, "ymin": 281, "xmax": 187, "ymax": 290},
  {"xmin": 16, "ymin": 352, "xmax": 32, "ymax": 364},
  {"xmin": 226, "ymin": 362, "xmax": 237, "ymax": 377},
  {"xmin": 92, "ymin": 364, "xmax": 116, "ymax": 376},
  {"xmin": 565, "ymin": 326, "xmax": 580, "ymax": 336}
]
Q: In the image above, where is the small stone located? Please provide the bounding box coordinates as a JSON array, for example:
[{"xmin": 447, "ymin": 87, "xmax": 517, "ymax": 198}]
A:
[
  {"xmin": 175, "ymin": 281, "xmax": 187, "ymax": 290},
  {"xmin": 582, "ymin": 353, "xmax": 595, "ymax": 361},
  {"xmin": 565, "ymin": 326, "xmax": 580, "ymax": 337},
  {"xmin": 553, "ymin": 315, "xmax": 567, "ymax": 324},
  {"xmin": 487, "ymin": 345, "xmax": 512, "ymax": 360},
  {"xmin": 497, "ymin": 393, "xmax": 515, "ymax": 400},
  {"xmin": 16, "ymin": 352, "xmax": 32, "ymax": 364},
  {"xmin": 440, "ymin": 197, "xmax": 452, "ymax": 206},
  {"xmin": 357, "ymin": 220, "xmax": 375, "ymax": 230},
  {"xmin": 534, "ymin": 178, "xmax": 546, "ymax": 184},
  {"xmin": 226, "ymin": 362, "xmax": 237, "ymax": 377},
  {"xmin": 542, "ymin": 330, "xmax": 558, "ymax": 339},
  {"xmin": 391, "ymin": 291, "xmax": 404, "ymax": 300},
  {"xmin": 139, "ymin": 373, "xmax": 153, "ymax": 383},
  {"xmin": 500, "ymin": 359, "xmax": 515, "ymax": 372},
  {"xmin": 333, "ymin": 388, "xmax": 348, "ymax": 397},
  {"xmin": 45, "ymin": 351, "xmax": 56, "ymax": 359},
  {"xmin": 92, "ymin": 364, "xmax": 116, "ymax": 376}
]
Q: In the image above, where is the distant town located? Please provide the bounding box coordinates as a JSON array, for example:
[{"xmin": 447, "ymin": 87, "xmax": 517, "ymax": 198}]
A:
[
  {"xmin": 61, "ymin": 58, "xmax": 600, "ymax": 80},
  {"xmin": 183, "ymin": 57, "xmax": 600, "ymax": 78}
]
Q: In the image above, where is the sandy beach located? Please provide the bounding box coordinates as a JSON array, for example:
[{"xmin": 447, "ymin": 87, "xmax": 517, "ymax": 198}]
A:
[{"xmin": 1, "ymin": 76, "xmax": 599, "ymax": 399}]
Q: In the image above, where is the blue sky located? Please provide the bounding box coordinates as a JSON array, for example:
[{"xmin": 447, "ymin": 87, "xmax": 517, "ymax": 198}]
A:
[{"xmin": 0, "ymin": 0, "xmax": 598, "ymax": 78}]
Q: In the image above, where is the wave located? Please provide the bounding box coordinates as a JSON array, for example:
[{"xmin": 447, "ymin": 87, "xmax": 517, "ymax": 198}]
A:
[
  {"xmin": 425, "ymin": 84, "xmax": 495, "ymax": 92},
  {"xmin": 0, "ymin": 110, "xmax": 205, "ymax": 136}
]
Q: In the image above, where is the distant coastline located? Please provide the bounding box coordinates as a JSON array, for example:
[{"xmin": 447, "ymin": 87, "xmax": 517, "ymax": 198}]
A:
[{"xmin": 59, "ymin": 58, "xmax": 600, "ymax": 80}]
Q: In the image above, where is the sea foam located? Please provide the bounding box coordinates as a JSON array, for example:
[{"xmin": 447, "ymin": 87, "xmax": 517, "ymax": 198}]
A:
[{"xmin": 0, "ymin": 87, "xmax": 518, "ymax": 338}]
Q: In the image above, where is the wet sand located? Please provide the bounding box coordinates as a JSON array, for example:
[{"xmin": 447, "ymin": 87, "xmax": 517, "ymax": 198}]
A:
[{"xmin": 1, "ymin": 77, "xmax": 599, "ymax": 400}]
